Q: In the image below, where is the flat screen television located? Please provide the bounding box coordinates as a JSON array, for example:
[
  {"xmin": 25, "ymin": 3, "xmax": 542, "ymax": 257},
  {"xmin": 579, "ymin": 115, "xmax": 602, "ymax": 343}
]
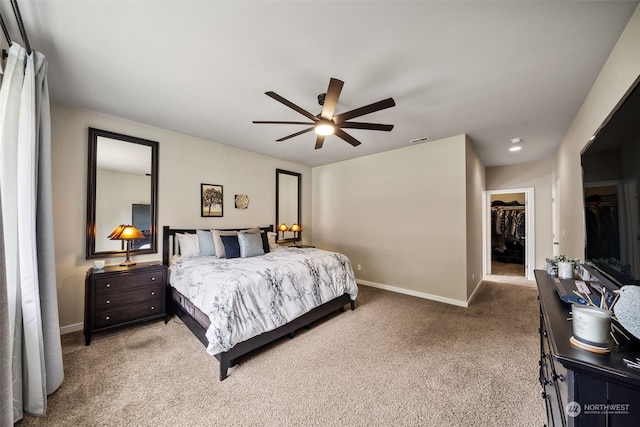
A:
[{"xmin": 581, "ymin": 75, "xmax": 640, "ymax": 286}]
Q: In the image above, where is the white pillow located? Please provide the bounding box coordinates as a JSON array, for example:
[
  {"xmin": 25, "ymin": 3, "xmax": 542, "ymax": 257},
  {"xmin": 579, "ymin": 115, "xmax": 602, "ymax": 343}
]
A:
[
  {"xmin": 267, "ymin": 231, "xmax": 279, "ymax": 250},
  {"xmin": 176, "ymin": 233, "xmax": 199, "ymax": 257}
]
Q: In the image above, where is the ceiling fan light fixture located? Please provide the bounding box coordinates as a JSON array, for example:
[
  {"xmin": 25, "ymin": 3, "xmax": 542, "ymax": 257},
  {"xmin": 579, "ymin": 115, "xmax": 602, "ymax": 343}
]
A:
[
  {"xmin": 315, "ymin": 122, "xmax": 335, "ymax": 136},
  {"xmin": 254, "ymin": 78, "xmax": 395, "ymax": 149}
]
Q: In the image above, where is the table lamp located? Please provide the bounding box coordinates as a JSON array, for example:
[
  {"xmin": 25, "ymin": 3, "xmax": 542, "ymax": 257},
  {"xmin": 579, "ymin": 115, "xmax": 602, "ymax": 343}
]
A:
[{"xmin": 108, "ymin": 224, "xmax": 145, "ymax": 266}]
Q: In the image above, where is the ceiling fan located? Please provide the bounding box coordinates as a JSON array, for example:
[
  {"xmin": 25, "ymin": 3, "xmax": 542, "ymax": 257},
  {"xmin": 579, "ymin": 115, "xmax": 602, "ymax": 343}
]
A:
[{"xmin": 253, "ymin": 78, "xmax": 395, "ymax": 149}]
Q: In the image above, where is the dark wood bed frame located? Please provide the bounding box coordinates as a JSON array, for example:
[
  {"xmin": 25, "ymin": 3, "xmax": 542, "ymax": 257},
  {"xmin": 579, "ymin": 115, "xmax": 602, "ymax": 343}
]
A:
[{"xmin": 162, "ymin": 225, "xmax": 355, "ymax": 380}]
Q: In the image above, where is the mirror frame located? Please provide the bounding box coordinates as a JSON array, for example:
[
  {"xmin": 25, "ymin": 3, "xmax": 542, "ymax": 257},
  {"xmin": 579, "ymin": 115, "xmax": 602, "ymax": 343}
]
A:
[
  {"xmin": 276, "ymin": 168, "xmax": 301, "ymax": 243},
  {"xmin": 86, "ymin": 128, "xmax": 159, "ymax": 259}
]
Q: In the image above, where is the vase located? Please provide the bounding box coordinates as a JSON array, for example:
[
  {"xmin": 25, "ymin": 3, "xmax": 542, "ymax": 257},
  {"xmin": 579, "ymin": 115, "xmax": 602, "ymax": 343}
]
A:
[{"xmin": 557, "ymin": 261, "xmax": 574, "ymax": 279}]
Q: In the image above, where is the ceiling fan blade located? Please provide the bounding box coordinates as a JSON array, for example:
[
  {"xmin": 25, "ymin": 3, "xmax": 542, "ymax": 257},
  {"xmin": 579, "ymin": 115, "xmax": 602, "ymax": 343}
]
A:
[
  {"xmin": 315, "ymin": 135, "xmax": 325, "ymax": 150},
  {"xmin": 339, "ymin": 122, "xmax": 394, "ymax": 131},
  {"xmin": 320, "ymin": 78, "xmax": 344, "ymax": 120},
  {"xmin": 253, "ymin": 121, "xmax": 314, "ymax": 125},
  {"xmin": 275, "ymin": 127, "xmax": 314, "ymax": 142},
  {"xmin": 265, "ymin": 91, "xmax": 319, "ymax": 122},
  {"xmin": 333, "ymin": 98, "xmax": 396, "ymax": 123},
  {"xmin": 335, "ymin": 129, "xmax": 362, "ymax": 147}
]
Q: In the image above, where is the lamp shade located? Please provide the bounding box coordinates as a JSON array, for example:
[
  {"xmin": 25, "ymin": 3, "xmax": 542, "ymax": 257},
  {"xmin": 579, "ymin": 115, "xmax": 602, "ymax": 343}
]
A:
[
  {"xmin": 278, "ymin": 223, "xmax": 289, "ymax": 232},
  {"xmin": 107, "ymin": 224, "xmax": 126, "ymax": 239},
  {"xmin": 109, "ymin": 225, "xmax": 145, "ymax": 240},
  {"xmin": 108, "ymin": 224, "xmax": 144, "ymax": 267},
  {"xmin": 290, "ymin": 223, "xmax": 301, "ymax": 232}
]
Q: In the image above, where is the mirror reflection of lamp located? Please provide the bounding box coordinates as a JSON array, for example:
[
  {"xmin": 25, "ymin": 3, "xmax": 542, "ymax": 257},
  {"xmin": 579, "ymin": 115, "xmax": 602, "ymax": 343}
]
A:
[
  {"xmin": 290, "ymin": 223, "xmax": 301, "ymax": 239},
  {"xmin": 108, "ymin": 224, "xmax": 145, "ymax": 266},
  {"xmin": 278, "ymin": 223, "xmax": 289, "ymax": 240}
]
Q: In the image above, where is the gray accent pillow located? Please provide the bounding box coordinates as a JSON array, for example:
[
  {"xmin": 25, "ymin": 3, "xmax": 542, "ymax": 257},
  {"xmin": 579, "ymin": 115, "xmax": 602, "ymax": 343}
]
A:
[
  {"xmin": 238, "ymin": 232, "xmax": 265, "ymax": 258},
  {"xmin": 197, "ymin": 229, "xmax": 216, "ymax": 256}
]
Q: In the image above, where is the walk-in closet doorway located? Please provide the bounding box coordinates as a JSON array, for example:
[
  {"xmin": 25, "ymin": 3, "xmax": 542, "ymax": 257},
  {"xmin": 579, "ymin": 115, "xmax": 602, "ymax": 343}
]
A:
[{"xmin": 483, "ymin": 188, "xmax": 535, "ymax": 280}]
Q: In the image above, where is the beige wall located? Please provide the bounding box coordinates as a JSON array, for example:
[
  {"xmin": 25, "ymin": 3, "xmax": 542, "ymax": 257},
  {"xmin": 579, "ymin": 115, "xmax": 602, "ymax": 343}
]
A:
[
  {"xmin": 556, "ymin": 4, "xmax": 640, "ymax": 258},
  {"xmin": 312, "ymin": 134, "xmax": 483, "ymax": 306},
  {"xmin": 486, "ymin": 158, "xmax": 554, "ymax": 270},
  {"xmin": 51, "ymin": 103, "xmax": 311, "ymax": 330},
  {"xmin": 465, "ymin": 137, "xmax": 485, "ymax": 299}
]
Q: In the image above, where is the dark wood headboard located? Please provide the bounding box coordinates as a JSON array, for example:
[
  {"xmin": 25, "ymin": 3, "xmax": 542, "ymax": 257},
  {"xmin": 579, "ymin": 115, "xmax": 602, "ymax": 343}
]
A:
[{"xmin": 162, "ymin": 225, "xmax": 274, "ymax": 266}]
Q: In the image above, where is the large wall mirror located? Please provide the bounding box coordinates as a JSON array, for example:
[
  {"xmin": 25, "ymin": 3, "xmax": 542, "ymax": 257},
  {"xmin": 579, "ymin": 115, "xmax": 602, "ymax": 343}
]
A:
[
  {"xmin": 276, "ymin": 169, "xmax": 301, "ymax": 243},
  {"xmin": 86, "ymin": 128, "xmax": 158, "ymax": 259}
]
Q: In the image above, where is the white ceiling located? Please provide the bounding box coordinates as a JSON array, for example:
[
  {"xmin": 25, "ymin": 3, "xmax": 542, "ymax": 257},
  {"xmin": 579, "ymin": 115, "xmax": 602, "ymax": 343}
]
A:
[{"xmin": 1, "ymin": 0, "xmax": 638, "ymax": 167}]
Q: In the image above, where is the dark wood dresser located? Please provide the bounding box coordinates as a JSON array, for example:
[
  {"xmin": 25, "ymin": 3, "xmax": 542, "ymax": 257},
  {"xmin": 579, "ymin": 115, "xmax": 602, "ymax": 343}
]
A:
[
  {"xmin": 84, "ymin": 261, "xmax": 167, "ymax": 345},
  {"xmin": 535, "ymin": 270, "xmax": 640, "ymax": 426}
]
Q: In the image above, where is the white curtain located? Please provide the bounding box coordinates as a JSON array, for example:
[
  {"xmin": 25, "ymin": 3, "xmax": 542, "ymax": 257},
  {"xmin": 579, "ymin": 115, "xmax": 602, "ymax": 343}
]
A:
[{"xmin": 0, "ymin": 42, "xmax": 63, "ymax": 424}]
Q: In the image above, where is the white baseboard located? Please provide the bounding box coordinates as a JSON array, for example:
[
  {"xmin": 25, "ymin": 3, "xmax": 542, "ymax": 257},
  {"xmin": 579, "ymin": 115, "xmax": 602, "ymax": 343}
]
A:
[
  {"xmin": 357, "ymin": 279, "xmax": 469, "ymax": 307},
  {"xmin": 466, "ymin": 279, "xmax": 484, "ymax": 306},
  {"xmin": 60, "ymin": 322, "xmax": 83, "ymax": 335}
]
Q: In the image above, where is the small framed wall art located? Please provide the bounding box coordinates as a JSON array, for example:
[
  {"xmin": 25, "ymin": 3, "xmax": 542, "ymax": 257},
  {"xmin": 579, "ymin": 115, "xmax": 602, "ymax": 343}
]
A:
[
  {"xmin": 235, "ymin": 194, "xmax": 249, "ymax": 209},
  {"xmin": 201, "ymin": 183, "xmax": 223, "ymax": 217}
]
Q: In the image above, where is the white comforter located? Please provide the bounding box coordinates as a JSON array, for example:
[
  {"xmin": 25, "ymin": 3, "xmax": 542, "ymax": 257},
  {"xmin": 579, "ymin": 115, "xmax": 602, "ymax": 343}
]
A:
[{"xmin": 169, "ymin": 247, "xmax": 358, "ymax": 355}]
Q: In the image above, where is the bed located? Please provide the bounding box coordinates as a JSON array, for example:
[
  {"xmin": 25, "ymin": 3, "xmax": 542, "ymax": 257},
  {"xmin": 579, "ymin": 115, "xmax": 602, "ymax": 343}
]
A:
[{"xmin": 162, "ymin": 225, "xmax": 358, "ymax": 380}]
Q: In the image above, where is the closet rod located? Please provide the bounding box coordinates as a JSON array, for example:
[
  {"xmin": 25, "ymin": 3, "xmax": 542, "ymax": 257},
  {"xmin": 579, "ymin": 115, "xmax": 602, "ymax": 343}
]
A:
[
  {"xmin": 492, "ymin": 206, "xmax": 525, "ymax": 211},
  {"xmin": 10, "ymin": 0, "xmax": 30, "ymax": 54}
]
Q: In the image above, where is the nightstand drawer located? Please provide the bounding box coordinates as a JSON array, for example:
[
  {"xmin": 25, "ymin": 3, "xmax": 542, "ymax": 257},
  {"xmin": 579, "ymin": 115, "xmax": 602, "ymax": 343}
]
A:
[
  {"xmin": 95, "ymin": 284, "xmax": 163, "ymax": 310},
  {"xmin": 94, "ymin": 269, "xmax": 164, "ymax": 293},
  {"xmin": 95, "ymin": 300, "xmax": 162, "ymax": 328}
]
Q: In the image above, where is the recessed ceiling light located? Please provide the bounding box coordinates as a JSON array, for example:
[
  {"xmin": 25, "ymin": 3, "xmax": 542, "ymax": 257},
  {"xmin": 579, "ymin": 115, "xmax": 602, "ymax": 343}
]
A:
[
  {"xmin": 509, "ymin": 146, "xmax": 522, "ymax": 152},
  {"xmin": 510, "ymin": 137, "xmax": 523, "ymax": 144}
]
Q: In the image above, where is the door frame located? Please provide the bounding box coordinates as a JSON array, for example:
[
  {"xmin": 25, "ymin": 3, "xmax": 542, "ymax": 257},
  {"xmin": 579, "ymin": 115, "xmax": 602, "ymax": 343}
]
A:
[{"xmin": 482, "ymin": 188, "xmax": 535, "ymax": 280}]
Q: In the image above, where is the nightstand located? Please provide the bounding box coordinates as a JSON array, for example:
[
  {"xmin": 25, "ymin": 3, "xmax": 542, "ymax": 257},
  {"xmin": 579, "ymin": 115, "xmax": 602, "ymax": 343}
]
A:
[
  {"xmin": 292, "ymin": 244, "xmax": 315, "ymax": 248},
  {"xmin": 84, "ymin": 261, "xmax": 167, "ymax": 345}
]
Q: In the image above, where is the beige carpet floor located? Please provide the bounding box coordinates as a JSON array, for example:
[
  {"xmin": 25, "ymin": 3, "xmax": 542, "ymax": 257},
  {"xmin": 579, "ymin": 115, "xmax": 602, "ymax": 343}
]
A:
[
  {"xmin": 491, "ymin": 260, "xmax": 525, "ymax": 277},
  {"xmin": 17, "ymin": 279, "xmax": 546, "ymax": 426}
]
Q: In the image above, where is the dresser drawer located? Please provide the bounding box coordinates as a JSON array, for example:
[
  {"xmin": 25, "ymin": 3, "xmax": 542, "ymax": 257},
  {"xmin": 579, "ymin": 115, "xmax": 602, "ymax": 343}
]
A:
[
  {"xmin": 94, "ymin": 269, "xmax": 164, "ymax": 293},
  {"xmin": 94, "ymin": 299, "xmax": 163, "ymax": 328},
  {"xmin": 85, "ymin": 262, "xmax": 167, "ymax": 345},
  {"xmin": 95, "ymin": 284, "xmax": 163, "ymax": 311}
]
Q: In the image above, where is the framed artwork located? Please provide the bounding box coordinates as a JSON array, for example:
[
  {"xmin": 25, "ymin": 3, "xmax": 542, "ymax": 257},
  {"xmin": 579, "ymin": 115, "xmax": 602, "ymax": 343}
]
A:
[
  {"xmin": 235, "ymin": 194, "xmax": 249, "ymax": 209},
  {"xmin": 201, "ymin": 184, "xmax": 223, "ymax": 217}
]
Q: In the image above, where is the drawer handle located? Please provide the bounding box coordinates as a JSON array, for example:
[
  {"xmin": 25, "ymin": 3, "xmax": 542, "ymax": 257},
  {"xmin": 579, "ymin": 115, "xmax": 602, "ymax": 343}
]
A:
[
  {"xmin": 151, "ymin": 277, "xmax": 156, "ymax": 281},
  {"xmin": 106, "ymin": 300, "xmax": 110, "ymax": 304},
  {"xmin": 105, "ymin": 316, "xmax": 110, "ymax": 320},
  {"xmin": 151, "ymin": 291, "xmax": 155, "ymax": 296},
  {"xmin": 106, "ymin": 283, "xmax": 111, "ymax": 288},
  {"xmin": 151, "ymin": 306, "xmax": 155, "ymax": 310}
]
